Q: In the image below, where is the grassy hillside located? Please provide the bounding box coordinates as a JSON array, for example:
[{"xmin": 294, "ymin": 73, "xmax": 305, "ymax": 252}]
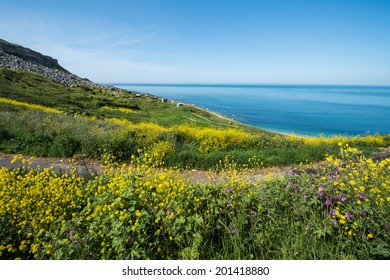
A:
[
  {"xmin": 1, "ymin": 68, "xmax": 389, "ymax": 260},
  {"xmin": 1, "ymin": 68, "xmax": 389, "ymax": 169},
  {"xmin": 0, "ymin": 68, "xmax": 243, "ymax": 128}
]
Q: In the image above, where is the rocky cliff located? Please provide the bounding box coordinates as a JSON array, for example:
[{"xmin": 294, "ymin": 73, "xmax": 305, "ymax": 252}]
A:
[
  {"xmin": 0, "ymin": 38, "xmax": 101, "ymax": 87},
  {"xmin": 0, "ymin": 39, "xmax": 68, "ymax": 72}
]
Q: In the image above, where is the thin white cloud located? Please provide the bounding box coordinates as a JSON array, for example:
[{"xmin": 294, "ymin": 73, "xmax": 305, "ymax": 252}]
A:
[
  {"xmin": 59, "ymin": 25, "xmax": 162, "ymax": 47},
  {"xmin": 108, "ymin": 27, "xmax": 172, "ymax": 48}
]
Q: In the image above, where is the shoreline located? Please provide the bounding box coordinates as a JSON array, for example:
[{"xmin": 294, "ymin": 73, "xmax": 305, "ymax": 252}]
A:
[
  {"xmin": 184, "ymin": 102, "xmax": 237, "ymax": 123},
  {"xmin": 114, "ymin": 84, "xmax": 390, "ymax": 138},
  {"xmin": 113, "ymin": 84, "xmax": 308, "ymax": 135},
  {"xmin": 168, "ymin": 98, "xmax": 307, "ymax": 137},
  {"xmin": 174, "ymin": 99, "xmax": 307, "ymax": 137}
]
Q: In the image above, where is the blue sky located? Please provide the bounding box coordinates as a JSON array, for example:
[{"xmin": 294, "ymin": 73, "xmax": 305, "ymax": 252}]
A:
[{"xmin": 0, "ymin": 0, "xmax": 389, "ymax": 85}]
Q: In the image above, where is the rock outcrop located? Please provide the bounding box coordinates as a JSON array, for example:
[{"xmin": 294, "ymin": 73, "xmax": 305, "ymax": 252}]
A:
[
  {"xmin": 0, "ymin": 39, "xmax": 68, "ymax": 72},
  {"xmin": 0, "ymin": 38, "xmax": 102, "ymax": 87}
]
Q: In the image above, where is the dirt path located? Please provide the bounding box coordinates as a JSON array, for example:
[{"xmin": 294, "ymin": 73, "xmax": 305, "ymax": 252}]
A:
[
  {"xmin": 0, "ymin": 154, "xmax": 101, "ymax": 176},
  {"xmin": 0, "ymin": 153, "xmax": 288, "ymax": 183},
  {"xmin": 1, "ymin": 148, "xmax": 390, "ymax": 183}
]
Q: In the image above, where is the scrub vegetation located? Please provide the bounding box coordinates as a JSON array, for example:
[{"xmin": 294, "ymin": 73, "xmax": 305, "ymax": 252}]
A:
[
  {"xmin": 1, "ymin": 145, "xmax": 389, "ymax": 260},
  {"xmin": 0, "ymin": 68, "xmax": 389, "ymax": 259},
  {"xmin": 1, "ymin": 69, "xmax": 389, "ymax": 169}
]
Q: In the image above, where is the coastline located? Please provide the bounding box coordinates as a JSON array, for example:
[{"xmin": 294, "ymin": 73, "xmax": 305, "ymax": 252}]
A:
[
  {"xmin": 114, "ymin": 84, "xmax": 390, "ymax": 137},
  {"xmin": 183, "ymin": 102, "xmax": 237, "ymax": 123},
  {"xmin": 185, "ymin": 100, "xmax": 308, "ymax": 137},
  {"xmin": 116, "ymin": 85, "xmax": 311, "ymax": 137}
]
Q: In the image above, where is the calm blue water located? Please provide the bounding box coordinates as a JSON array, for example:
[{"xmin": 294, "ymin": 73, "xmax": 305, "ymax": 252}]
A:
[{"xmin": 114, "ymin": 84, "xmax": 390, "ymax": 136}]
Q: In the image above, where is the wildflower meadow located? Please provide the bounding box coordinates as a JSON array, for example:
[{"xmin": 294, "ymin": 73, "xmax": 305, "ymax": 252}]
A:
[
  {"xmin": 0, "ymin": 76, "xmax": 389, "ymax": 260},
  {"xmin": 1, "ymin": 144, "xmax": 389, "ymax": 260}
]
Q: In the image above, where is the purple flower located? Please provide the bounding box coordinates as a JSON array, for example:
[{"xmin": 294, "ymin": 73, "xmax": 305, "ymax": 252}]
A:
[
  {"xmin": 329, "ymin": 209, "xmax": 336, "ymax": 216},
  {"xmin": 384, "ymin": 224, "xmax": 389, "ymax": 231},
  {"xmin": 359, "ymin": 193, "xmax": 366, "ymax": 200},
  {"xmin": 307, "ymin": 223, "xmax": 311, "ymax": 229},
  {"xmin": 287, "ymin": 184, "xmax": 290, "ymax": 188},
  {"xmin": 340, "ymin": 195, "xmax": 347, "ymax": 202},
  {"xmin": 67, "ymin": 231, "xmax": 73, "ymax": 239},
  {"xmin": 290, "ymin": 167, "xmax": 299, "ymax": 175},
  {"xmin": 227, "ymin": 201, "xmax": 232, "ymax": 206},
  {"xmin": 291, "ymin": 170, "xmax": 296, "ymax": 175},
  {"xmin": 123, "ymin": 257, "xmax": 129, "ymax": 260},
  {"xmin": 318, "ymin": 191, "xmax": 324, "ymax": 197},
  {"xmin": 332, "ymin": 220, "xmax": 337, "ymax": 227},
  {"xmin": 231, "ymin": 227, "xmax": 237, "ymax": 234},
  {"xmin": 303, "ymin": 194, "xmax": 307, "ymax": 199},
  {"xmin": 325, "ymin": 199, "xmax": 331, "ymax": 206},
  {"xmin": 344, "ymin": 212, "xmax": 353, "ymax": 219},
  {"xmin": 226, "ymin": 187, "xmax": 231, "ymax": 193},
  {"xmin": 128, "ymin": 237, "xmax": 134, "ymax": 246},
  {"xmin": 166, "ymin": 210, "xmax": 171, "ymax": 216}
]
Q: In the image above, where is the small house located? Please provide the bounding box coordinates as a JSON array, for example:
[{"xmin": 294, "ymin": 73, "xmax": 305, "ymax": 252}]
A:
[{"xmin": 176, "ymin": 103, "xmax": 184, "ymax": 107}]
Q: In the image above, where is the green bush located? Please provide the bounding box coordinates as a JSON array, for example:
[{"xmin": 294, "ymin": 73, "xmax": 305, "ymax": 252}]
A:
[{"xmin": 50, "ymin": 135, "xmax": 81, "ymax": 157}]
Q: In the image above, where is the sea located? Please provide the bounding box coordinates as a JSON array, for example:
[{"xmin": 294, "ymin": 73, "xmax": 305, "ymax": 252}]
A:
[{"xmin": 114, "ymin": 84, "xmax": 390, "ymax": 136}]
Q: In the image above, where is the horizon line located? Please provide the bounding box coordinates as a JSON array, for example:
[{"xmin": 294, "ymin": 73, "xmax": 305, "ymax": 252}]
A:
[{"xmin": 105, "ymin": 82, "xmax": 390, "ymax": 87}]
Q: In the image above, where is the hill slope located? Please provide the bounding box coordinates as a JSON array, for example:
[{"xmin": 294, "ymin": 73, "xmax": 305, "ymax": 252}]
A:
[
  {"xmin": 0, "ymin": 39, "xmax": 388, "ymax": 169},
  {"xmin": 0, "ymin": 38, "xmax": 242, "ymax": 127},
  {"xmin": 0, "ymin": 38, "xmax": 67, "ymax": 72},
  {"xmin": 0, "ymin": 68, "xmax": 241, "ymax": 127},
  {"xmin": 0, "ymin": 38, "xmax": 99, "ymax": 86}
]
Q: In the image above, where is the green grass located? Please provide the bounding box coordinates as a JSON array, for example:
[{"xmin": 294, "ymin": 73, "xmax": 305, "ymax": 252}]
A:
[
  {"xmin": 0, "ymin": 68, "xmax": 389, "ymax": 170},
  {"xmin": 0, "ymin": 68, "xmax": 242, "ymax": 128},
  {"xmin": 1, "ymin": 148, "xmax": 388, "ymax": 260},
  {"xmin": 1, "ymin": 68, "xmax": 389, "ymax": 260}
]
